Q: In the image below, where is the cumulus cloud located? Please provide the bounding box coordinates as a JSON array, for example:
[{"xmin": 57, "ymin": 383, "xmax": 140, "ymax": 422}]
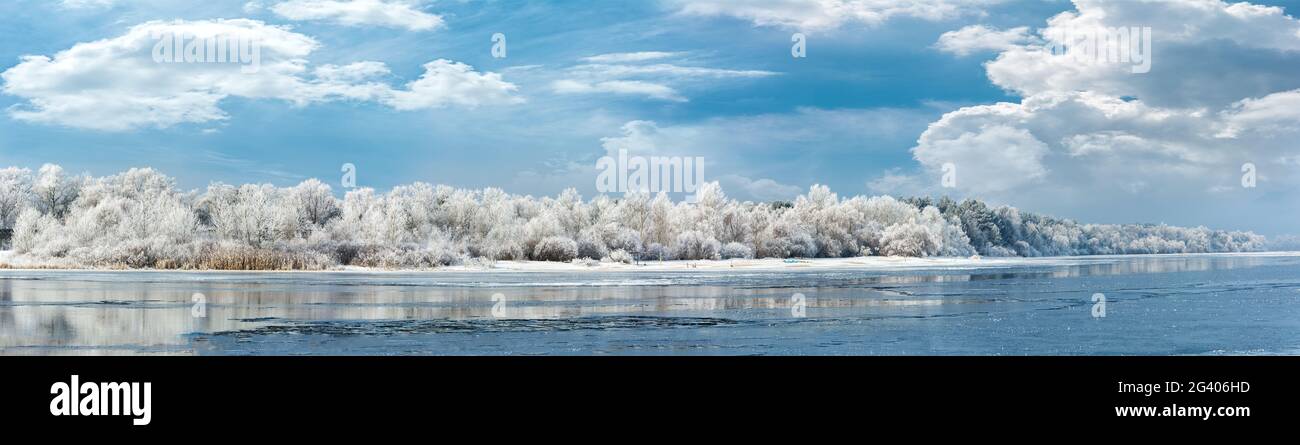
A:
[
  {"xmin": 915, "ymin": 124, "xmax": 1049, "ymax": 193},
  {"xmin": 909, "ymin": 92, "xmax": 1236, "ymax": 193},
  {"xmin": 666, "ymin": 0, "xmax": 999, "ymax": 30},
  {"xmin": 906, "ymin": 89, "xmax": 1300, "ymax": 196},
  {"xmin": 897, "ymin": 0, "xmax": 1300, "ymax": 231},
  {"xmin": 598, "ymin": 120, "xmax": 672, "ymax": 157},
  {"xmin": 1220, "ymin": 89, "xmax": 1300, "ymax": 137},
  {"xmin": 552, "ymin": 52, "xmax": 777, "ymax": 102},
  {"xmin": 384, "ymin": 59, "xmax": 524, "ymax": 110},
  {"xmin": 934, "ymin": 25, "xmax": 1032, "ymax": 56},
  {"xmin": 0, "ymin": 20, "xmax": 519, "ymax": 131},
  {"xmin": 983, "ymin": 0, "xmax": 1300, "ymax": 109},
  {"xmin": 270, "ymin": 0, "xmax": 444, "ymax": 31}
]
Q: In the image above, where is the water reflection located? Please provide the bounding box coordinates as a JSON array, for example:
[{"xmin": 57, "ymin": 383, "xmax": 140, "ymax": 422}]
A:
[{"xmin": 0, "ymin": 253, "xmax": 1297, "ymax": 355}]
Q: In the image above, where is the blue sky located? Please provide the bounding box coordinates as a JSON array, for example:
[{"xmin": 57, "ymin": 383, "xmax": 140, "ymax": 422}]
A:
[{"xmin": 2, "ymin": 0, "xmax": 1300, "ymax": 235}]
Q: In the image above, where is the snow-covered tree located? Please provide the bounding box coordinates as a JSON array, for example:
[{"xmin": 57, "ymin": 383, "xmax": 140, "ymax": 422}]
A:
[
  {"xmin": 32, "ymin": 164, "xmax": 81, "ymax": 220},
  {"xmin": 289, "ymin": 178, "xmax": 339, "ymax": 230},
  {"xmin": 0, "ymin": 163, "xmax": 1271, "ymax": 269},
  {"xmin": 12, "ymin": 208, "xmax": 57, "ymax": 255},
  {"xmin": 206, "ymin": 184, "xmax": 288, "ymax": 247},
  {"xmin": 0, "ymin": 167, "xmax": 33, "ymax": 231}
]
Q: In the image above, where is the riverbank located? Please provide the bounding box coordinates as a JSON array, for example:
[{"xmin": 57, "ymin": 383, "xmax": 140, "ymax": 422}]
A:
[{"xmin": 3, "ymin": 250, "xmax": 1298, "ymax": 274}]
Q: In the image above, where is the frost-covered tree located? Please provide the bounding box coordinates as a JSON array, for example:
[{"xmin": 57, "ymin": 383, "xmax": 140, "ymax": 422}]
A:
[
  {"xmin": 0, "ymin": 164, "xmax": 1271, "ymax": 269},
  {"xmin": 12, "ymin": 208, "xmax": 57, "ymax": 255},
  {"xmin": 43, "ymin": 168, "xmax": 197, "ymax": 266},
  {"xmin": 0, "ymin": 167, "xmax": 33, "ymax": 231},
  {"xmin": 205, "ymin": 184, "xmax": 289, "ymax": 247},
  {"xmin": 32, "ymin": 164, "xmax": 81, "ymax": 220},
  {"xmin": 289, "ymin": 178, "xmax": 339, "ymax": 230}
]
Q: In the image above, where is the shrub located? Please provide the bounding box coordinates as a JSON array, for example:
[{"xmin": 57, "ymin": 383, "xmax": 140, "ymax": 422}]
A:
[
  {"xmin": 605, "ymin": 249, "xmax": 634, "ymax": 264},
  {"xmin": 720, "ymin": 242, "xmax": 754, "ymax": 259},
  {"xmin": 604, "ymin": 228, "xmax": 642, "ymax": 253},
  {"xmin": 641, "ymin": 242, "xmax": 670, "ymax": 261},
  {"xmin": 532, "ymin": 236, "xmax": 578, "ymax": 262},
  {"xmin": 673, "ymin": 230, "xmax": 721, "ymax": 260},
  {"xmin": 576, "ymin": 229, "xmax": 608, "ymax": 260}
]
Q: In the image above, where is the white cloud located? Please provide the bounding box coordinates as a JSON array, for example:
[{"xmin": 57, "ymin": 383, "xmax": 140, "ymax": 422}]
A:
[
  {"xmin": 914, "ymin": 124, "xmax": 1050, "ymax": 193},
  {"xmin": 312, "ymin": 60, "xmax": 390, "ymax": 83},
  {"xmin": 384, "ymin": 59, "xmax": 524, "ymax": 110},
  {"xmin": 2, "ymin": 19, "xmax": 319, "ymax": 131},
  {"xmin": 934, "ymin": 25, "xmax": 1032, "ymax": 56},
  {"xmin": 866, "ymin": 169, "xmax": 926, "ymax": 196},
  {"xmin": 598, "ymin": 108, "xmax": 932, "ymax": 199},
  {"xmin": 587, "ymin": 120, "xmax": 803, "ymax": 201},
  {"xmin": 666, "ymin": 0, "xmax": 999, "ymax": 30},
  {"xmin": 1220, "ymin": 89, "xmax": 1300, "ymax": 137},
  {"xmin": 908, "ymin": 91, "xmax": 1283, "ymax": 196},
  {"xmin": 983, "ymin": 0, "xmax": 1300, "ymax": 109},
  {"xmin": 270, "ymin": 0, "xmax": 444, "ymax": 31},
  {"xmin": 598, "ymin": 120, "xmax": 670, "ymax": 157},
  {"xmin": 720, "ymin": 174, "xmax": 802, "ymax": 202},
  {"xmin": 0, "ymin": 20, "xmax": 518, "ymax": 131},
  {"xmin": 60, "ymin": 0, "xmax": 116, "ymax": 9},
  {"xmin": 516, "ymin": 107, "xmax": 936, "ymax": 202},
  {"xmin": 896, "ymin": 0, "xmax": 1300, "ymax": 232},
  {"xmin": 581, "ymin": 52, "xmax": 683, "ymax": 63},
  {"xmin": 552, "ymin": 80, "xmax": 685, "ymax": 102},
  {"xmin": 568, "ymin": 63, "xmax": 778, "ymax": 80},
  {"xmin": 552, "ymin": 52, "xmax": 778, "ymax": 102}
]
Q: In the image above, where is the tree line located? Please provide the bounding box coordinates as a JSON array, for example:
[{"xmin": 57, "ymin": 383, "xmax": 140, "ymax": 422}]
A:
[{"xmin": 0, "ymin": 165, "xmax": 1268, "ymax": 270}]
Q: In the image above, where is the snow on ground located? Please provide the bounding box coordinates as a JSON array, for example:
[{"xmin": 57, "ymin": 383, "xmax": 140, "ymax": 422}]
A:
[
  {"xmin": 3, "ymin": 251, "xmax": 1298, "ymax": 274},
  {"xmin": 448, "ymin": 256, "xmax": 1013, "ymax": 273},
  {"xmin": 417, "ymin": 251, "xmax": 1300, "ymax": 274},
  {"xmin": 0, "ymin": 250, "xmax": 76, "ymax": 269}
]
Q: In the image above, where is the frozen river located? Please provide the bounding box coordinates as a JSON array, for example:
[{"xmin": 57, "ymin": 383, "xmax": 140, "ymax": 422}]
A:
[{"xmin": 1, "ymin": 253, "xmax": 1298, "ymax": 355}]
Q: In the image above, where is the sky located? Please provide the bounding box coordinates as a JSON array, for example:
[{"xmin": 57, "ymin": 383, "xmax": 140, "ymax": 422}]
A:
[{"xmin": 1, "ymin": 0, "xmax": 1299, "ymax": 236}]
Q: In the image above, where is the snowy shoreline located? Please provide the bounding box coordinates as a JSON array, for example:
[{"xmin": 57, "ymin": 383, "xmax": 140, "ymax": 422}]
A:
[{"xmin": 2, "ymin": 250, "xmax": 1297, "ymax": 274}]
